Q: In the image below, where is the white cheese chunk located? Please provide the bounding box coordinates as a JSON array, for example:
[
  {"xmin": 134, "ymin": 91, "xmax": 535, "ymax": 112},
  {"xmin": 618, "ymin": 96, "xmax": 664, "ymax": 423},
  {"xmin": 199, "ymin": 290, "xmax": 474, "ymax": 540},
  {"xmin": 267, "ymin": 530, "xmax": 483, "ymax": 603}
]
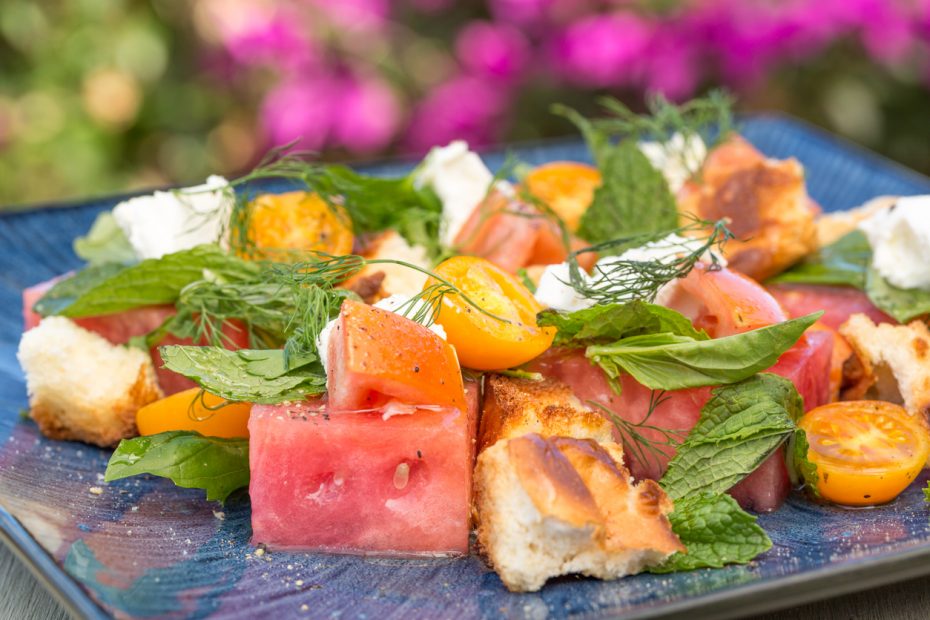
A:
[
  {"xmin": 638, "ymin": 133, "xmax": 707, "ymax": 194},
  {"xmin": 316, "ymin": 295, "xmax": 447, "ymax": 376},
  {"xmin": 112, "ymin": 175, "xmax": 233, "ymax": 260},
  {"xmin": 534, "ymin": 233, "xmax": 725, "ymax": 311},
  {"xmin": 859, "ymin": 196, "xmax": 930, "ymax": 290},
  {"xmin": 534, "ymin": 263, "xmax": 594, "ymax": 312},
  {"xmin": 415, "ymin": 141, "xmax": 493, "ymax": 247}
]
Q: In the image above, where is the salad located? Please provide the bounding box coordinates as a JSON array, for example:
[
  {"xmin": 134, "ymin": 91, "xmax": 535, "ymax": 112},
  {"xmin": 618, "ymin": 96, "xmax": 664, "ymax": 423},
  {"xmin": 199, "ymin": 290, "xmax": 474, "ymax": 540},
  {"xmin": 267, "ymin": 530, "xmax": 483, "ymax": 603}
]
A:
[{"xmin": 16, "ymin": 94, "xmax": 930, "ymax": 593}]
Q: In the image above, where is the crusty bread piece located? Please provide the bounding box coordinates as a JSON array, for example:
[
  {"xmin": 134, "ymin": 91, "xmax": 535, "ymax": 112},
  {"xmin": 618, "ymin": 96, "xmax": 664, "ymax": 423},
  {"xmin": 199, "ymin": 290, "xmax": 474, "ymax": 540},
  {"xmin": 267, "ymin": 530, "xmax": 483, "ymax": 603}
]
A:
[
  {"xmin": 17, "ymin": 316, "xmax": 162, "ymax": 447},
  {"xmin": 341, "ymin": 231, "xmax": 431, "ymax": 300},
  {"xmin": 474, "ymin": 433, "xmax": 683, "ymax": 592},
  {"xmin": 839, "ymin": 313, "xmax": 930, "ymax": 415},
  {"xmin": 478, "ymin": 375, "xmax": 614, "ymax": 452},
  {"xmin": 677, "ymin": 135, "xmax": 817, "ymax": 281},
  {"xmin": 816, "ymin": 196, "xmax": 897, "ymax": 248}
]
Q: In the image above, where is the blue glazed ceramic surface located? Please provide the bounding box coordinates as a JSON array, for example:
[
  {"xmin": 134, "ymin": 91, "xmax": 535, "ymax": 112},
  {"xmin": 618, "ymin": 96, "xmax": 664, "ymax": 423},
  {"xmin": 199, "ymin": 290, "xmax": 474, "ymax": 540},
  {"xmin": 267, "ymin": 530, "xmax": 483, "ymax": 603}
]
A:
[{"xmin": 3, "ymin": 116, "xmax": 930, "ymax": 620}]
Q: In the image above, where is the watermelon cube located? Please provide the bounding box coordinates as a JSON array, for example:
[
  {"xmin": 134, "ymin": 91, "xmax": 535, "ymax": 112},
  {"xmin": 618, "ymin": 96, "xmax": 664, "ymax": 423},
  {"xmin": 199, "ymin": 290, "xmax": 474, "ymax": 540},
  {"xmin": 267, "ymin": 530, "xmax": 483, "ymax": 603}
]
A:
[{"xmin": 248, "ymin": 384, "xmax": 479, "ymax": 556}]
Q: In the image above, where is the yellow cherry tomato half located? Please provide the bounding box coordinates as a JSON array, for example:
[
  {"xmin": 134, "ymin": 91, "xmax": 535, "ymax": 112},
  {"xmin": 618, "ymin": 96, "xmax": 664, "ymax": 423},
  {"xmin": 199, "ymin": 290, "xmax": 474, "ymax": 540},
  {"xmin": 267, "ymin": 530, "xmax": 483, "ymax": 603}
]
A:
[
  {"xmin": 523, "ymin": 161, "xmax": 601, "ymax": 232},
  {"xmin": 799, "ymin": 401, "xmax": 930, "ymax": 506},
  {"xmin": 136, "ymin": 388, "xmax": 252, "ymax": 439},
  {"xmin": 242, "ymin": 190, "xmax": 353, "ymax": 260},
  {"xmin": 427, "ymin": 256, "xmax": 555, "ymax": 370}
]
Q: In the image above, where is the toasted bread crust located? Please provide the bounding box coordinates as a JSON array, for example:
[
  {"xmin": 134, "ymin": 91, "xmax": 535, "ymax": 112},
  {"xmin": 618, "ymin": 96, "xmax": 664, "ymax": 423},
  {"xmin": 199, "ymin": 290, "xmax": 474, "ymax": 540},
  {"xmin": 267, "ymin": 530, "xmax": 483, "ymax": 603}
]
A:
[
  {"xmin": 678, "ymin": 136, "xmax": 817, "ymax": 281},
  {"xmin": 474, "ymin": 433, "xmax": 681, "ymax": 592},
  {"xmin": 18, "ymin": 316, "xmax": 163, "ymax": 448},
  {"xmin": 839, "ymin": 313, "xmax": 930, "ymax": 415},
  {"xmin": 479, "ymin": 375, "xmax": 614, "ymax": 452},
  {"xmin": 30, "ymin": 363, "xmax": 160, "ymax": 446}
]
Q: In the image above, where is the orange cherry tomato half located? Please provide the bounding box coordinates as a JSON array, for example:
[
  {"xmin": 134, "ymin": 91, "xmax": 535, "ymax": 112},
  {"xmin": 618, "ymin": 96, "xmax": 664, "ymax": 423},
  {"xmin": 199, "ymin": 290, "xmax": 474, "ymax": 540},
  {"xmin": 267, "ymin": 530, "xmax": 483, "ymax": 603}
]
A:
[
  {"xmin": 241, "ymin": 191, "xmax": 354, "ymax": 260},
  {"xmin": 799, "ymin": 401, "xmax": 930, "ymax": 506},
  {"xmin": 523, "ymin": 161, "xmax": 601, "ymax": 232},
  {"xmin": 136, "ymin": 388, "xmax": 252, "ymax": 439},
  {"xmin": 426, "ymin": 256, "xmax": 555, "ymax": 371}
]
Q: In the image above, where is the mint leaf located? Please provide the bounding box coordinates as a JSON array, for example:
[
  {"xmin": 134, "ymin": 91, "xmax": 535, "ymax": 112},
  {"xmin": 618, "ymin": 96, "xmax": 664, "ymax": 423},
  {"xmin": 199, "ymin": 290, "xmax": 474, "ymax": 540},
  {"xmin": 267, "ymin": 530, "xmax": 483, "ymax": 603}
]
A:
[
  {"xmin": 160, "ymin": 345, "xmax": 326, "ymax": 404},
  {"xmin": 576, "ymin": 139, "xmax": 679, "ymax": 244},
  {"xmin": 32, "ymin": 262, "xmax": 127, "ymax": 316},
  {"xmin": 788, "ymin": 428, "xmax": 819, "ymax": 497},
  {"xmin": 36, "ymin": 245, "xmax": 259, "ymax": 318},
  {"xmin": 864, "ymin": 267, "xmax": 930, "ymax": 323},
  {"xmin": 769, "ymin": 230, "xmax": 870, "ymax": 287},
  {"xmin": 586, "ymin": 313, "xmax": 820, "ymax": 391},
  {"xmin": 105, "ymin": 431, "xmax": 248, "ymax": 502},
  {"xmin": 650, "ymin": 493, "xmax": 772, "ymax": 573},
  {"xmin": 538, "ymin": 301, "xmax": 708, "ymax": 347},
  {"xmin": 660, "ymin": 374, "xmax": 802, "ymax": 500},
  {"xmin": 73, "ymin": 211, "xmax": 137, "ymax": 266}
]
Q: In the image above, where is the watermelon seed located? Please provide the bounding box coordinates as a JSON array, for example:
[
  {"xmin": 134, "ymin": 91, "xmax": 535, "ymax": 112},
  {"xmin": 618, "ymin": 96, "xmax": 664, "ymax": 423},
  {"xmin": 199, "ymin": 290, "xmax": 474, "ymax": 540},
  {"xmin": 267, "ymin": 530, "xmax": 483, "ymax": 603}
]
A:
[{"xmin": 393, "ymin": 463, "xmax": 410, "ymax": 490}]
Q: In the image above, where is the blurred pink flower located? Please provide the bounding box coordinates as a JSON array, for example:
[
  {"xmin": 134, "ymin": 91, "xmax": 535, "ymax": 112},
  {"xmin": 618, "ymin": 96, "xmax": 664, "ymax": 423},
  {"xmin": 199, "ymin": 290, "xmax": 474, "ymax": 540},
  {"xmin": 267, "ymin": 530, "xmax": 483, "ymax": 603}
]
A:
[
  {"xmin": 455, "ymin": 21, "xmax": 531, "ymax": 81},
  {"xmin": 261, "ymin": 77, "xmax": 335, "ymax": 151},
  {"xmin": 858, "ymin": 2, "xmax": 916, "ymax": 64},
  {"xmin": 223, "ymin": 15, "xmax": 319, "ymax": 73},
  {"xmin": 306, "ymin": 0, "xmax": 390, "ymax": 31},
  {"xmin": 550, "ymin": 14, "xmax": 653, "ymax": 88},
  {"xmin": 331, "ymin": 73, "xmax": 403, "ymax": 153},
  {"xmin": 405, "ymin": 75, "xmax": 509, "ymax": 151},
  {"xmin": 488, "ymin": 0, "xmax": 553, "ymax": 27},
  {"xmin": 643, "ymin": 28, "xmax": 698, "ymax": 101}
]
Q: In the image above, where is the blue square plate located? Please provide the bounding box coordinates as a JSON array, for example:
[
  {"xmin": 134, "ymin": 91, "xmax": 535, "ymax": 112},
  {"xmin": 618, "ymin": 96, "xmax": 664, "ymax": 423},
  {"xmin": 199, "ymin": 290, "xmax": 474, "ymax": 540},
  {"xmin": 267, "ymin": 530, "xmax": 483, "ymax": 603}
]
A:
[{"xmin": 3, "ymin": 115, "xmax": 930, "ymax": 620}]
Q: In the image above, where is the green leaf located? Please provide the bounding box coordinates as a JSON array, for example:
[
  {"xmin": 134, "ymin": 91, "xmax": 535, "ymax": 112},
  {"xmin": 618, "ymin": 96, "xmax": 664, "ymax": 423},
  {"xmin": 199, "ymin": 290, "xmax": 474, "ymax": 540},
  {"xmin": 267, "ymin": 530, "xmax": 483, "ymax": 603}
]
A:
[
  {"xmin": 36, "ymin": 245, "xmax": 259, "ymax": 318},
  {"xmin": 538, "ymin": 301, "xmax": 708, "ymax": 347},
  {"xmin": 924, "ymin": 482, "xmax": 930, "ymax": 503},
  {"xmin": 586, "ymin": 313, "xmax": 821, "ymax": 391},
  {"xmin": 159, "ymin": 345, "xmax": 326, "ymax": 404},
  {"xmin": 104, "ymin": 431, "xmax": 248, "ymax": 502},
  {"xmin": 864, "ymin": 267, "xmax": 930, "ymax": 323},
  {"xmin": 576, "ymin": 139, "xmax": 679, "ymax": 244},
  {"xmin": 659, "ymin": 374, "xmax": 802, "ymax": 500},
  {"xmin": 73, "ymin": 211, "xmax": 137, "ymax": 265},
  {"xmin": 769, "ymin": 230, "xmax": 870, "ymax": 287},
  {"xmin": 649, "ymin": 493, "xmax": 772, "ymax": 573},
  {"xmin": 788, "ymin": 429, "xmax": 819, "ymax": 497},
  {"xmin": 32, "ymin": 262, "xmax": 127, "ymax": 316}
]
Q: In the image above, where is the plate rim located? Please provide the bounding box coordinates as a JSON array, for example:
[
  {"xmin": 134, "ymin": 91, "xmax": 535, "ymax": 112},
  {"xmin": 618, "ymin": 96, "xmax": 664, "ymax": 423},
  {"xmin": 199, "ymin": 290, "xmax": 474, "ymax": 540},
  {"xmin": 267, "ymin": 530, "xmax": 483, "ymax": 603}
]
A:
[{"xmin": 3, "ymin": 113, "xmax": 930, "ymax": 619}]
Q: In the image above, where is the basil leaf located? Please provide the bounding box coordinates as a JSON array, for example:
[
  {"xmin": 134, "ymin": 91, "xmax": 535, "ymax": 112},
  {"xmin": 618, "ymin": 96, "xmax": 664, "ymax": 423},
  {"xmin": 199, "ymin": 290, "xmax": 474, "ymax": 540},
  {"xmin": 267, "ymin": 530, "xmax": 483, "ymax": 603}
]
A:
[
  {"xmin": 577, "ymin": 140, "xmax": 680, "ymax": 245},
  {"xmin": 36, "ymin": 245, "xmax": 259, "ymax": 318},
  {"xmin": 73, "ymin": 211, "xmax": 137, "ymax": 266},
  {"xmin": 160, "ymin": 345, "xmax": 326, "ymax": 404},
  {"xmin": 769, "ymin": 230, "xmax": 870, "ymax": 287},
  {"xmin": 105, "ymin": 431, "xmax": 248, "ymax": 502},
  {"xmin": 660, "ymin": 374, "xmax": 802, "ymax": 500},
  {"xmin": 864, "ymin": 267, "xmax": 930, "ymax": 323},
  {"xmin": 538, "ymin": 301, "xmax": 708, "ymax": 347},
  {"xmin": 649, "ymin": 493, "xmax": 771, "ymax": 573},
  {"xmin": 586, "ymin": 313, "xmax": 821, "ymax": 391}
]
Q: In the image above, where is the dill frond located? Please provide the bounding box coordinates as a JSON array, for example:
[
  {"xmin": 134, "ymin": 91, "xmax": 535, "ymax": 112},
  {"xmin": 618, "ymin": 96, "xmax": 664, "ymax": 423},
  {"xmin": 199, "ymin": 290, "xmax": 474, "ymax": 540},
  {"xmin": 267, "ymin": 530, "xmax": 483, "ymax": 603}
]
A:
[
  {"xmin": 565, "ymin": 218, "xmax": 733, "ymax": 305},
  {"xmin": 588, "ymin": 391, "xmax": 687, "ymax": 473}
]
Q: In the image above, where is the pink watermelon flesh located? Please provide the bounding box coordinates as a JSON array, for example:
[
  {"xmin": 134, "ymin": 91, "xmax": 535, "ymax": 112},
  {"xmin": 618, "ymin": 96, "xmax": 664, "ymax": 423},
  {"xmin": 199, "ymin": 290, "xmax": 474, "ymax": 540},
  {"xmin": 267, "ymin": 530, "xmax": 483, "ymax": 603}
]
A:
[
  {"xmin": 249, "ymin": 383, "xmax": 479, "ymax": 555},
  {"xmin": 23, "ymin": 276, "xmax": 250, "ymax": 395},
  {"xmin": 529, "ymin": 330, "xmax": 832, "ymax": 512},
  {"xmin": 767, "ymin": 283, "xmax": 896, "ymax": 329}
]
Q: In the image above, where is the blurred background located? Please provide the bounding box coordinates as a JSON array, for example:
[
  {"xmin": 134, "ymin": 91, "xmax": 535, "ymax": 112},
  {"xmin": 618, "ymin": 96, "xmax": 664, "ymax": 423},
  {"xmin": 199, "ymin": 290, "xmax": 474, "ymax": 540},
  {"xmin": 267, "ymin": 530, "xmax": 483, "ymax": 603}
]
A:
[{"xmin": 1, "ymin": 0, "xmax": 929, "ymax": 207}]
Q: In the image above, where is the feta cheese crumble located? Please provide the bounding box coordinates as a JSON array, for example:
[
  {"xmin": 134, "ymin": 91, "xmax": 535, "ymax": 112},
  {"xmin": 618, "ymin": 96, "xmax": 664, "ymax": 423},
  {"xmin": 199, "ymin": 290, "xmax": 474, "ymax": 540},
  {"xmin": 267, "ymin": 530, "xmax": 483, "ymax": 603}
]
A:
[
  {"xmin": 859, "ymin": 196, "xmax": 930, "ymax": 290},
  {"xmin": 638, "ymin": 133, "xmax": 707, "ymax": 194},
  {"xmin": 533, "ymin": 233, "xmax": 725, "ymax": 311},
  {"xmin": 415, "ymin": 141, "xmax": 493, "ymax": 247},
  {"xmin": 112, "ymin": 175, "xmax": 233, "ymax": 260},
  {"xmin": 316, "ymin": 295, "xmax": 447, "ymax": 375}
]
